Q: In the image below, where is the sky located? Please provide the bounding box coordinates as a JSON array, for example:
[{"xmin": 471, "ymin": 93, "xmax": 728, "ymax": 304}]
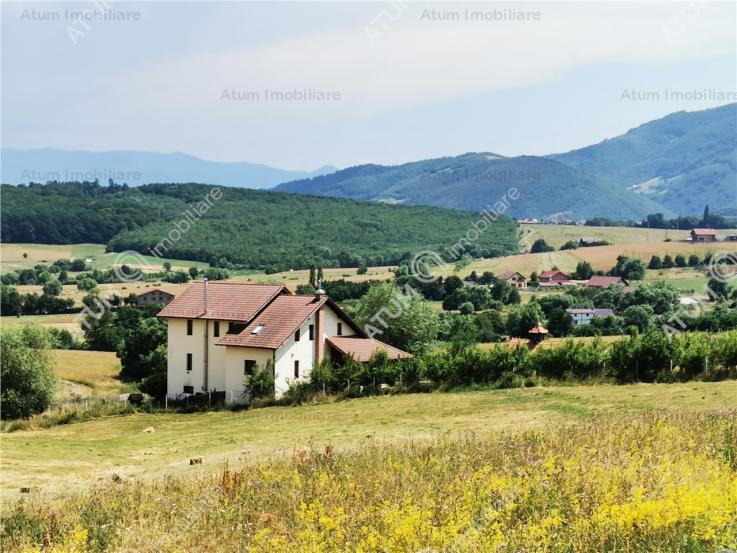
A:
[{"xmin": 2, "ymin": 1, "xmax": 736, "ymax": 170}]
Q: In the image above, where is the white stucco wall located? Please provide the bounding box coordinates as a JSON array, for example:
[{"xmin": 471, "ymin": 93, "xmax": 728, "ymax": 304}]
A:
[
  {"xmin": 166, "ymin": 318, "xmax": 206, "ymax": 397},
  {"xmin": 273, "ymin": 313, "xmax": 317, "ymax": 395},
  {"xmin": 223, "ymin": 346, "xmax": 274, "ymax": 404}
]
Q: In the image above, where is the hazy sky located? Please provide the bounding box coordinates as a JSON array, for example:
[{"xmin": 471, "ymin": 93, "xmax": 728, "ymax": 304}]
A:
[{"xmin": 2, "ymin": 1, "xmax": 736, "ymax": 170}]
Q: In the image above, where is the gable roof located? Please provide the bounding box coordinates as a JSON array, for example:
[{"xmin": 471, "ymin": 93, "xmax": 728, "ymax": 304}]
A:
[
  {"xmin": 539, "ymin": 270, "xmax": 570, "ymax": 279},
  {"xmin": 691, "ymin": 228, "xmax": 717, "ymax": 236},
  {"xmin": 138, "ymin": 288, "xmax": 174, "ymax": 298},
  {"xmin": 498, "ymin": 271, "xmax": 525, "ymax": 281},
  {"xmin": 216, "ymin": 295, "xmax": 366, "ymax": 350},
  {"xmin": 157, "ymin": 281, "xmax": 286, "ymax": 321},
  {"xmin": 326, "ymin": 336, "xmax": 412, "ymax": 362},
  {"xmin": 528, "ymin": 325, "xmax": 548, "ymax": 334},
  {"xmin": 586, "ymin": 276, "xmax": 627, "ymax": 288}
]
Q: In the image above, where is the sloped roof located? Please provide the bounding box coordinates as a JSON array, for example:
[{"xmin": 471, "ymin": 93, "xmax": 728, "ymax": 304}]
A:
[
  {"xmin": 498, "ymin": 271, "xmax": 525, "ymax": 280},
  {"xmin": 217, "ymin": 295, "xmax": 327, "ymax": 349},
  {"xmin": 586, "ymin": 276, "xmax": 626, "ymax": 288},
  {"xmin": 157, "ymin": 281, "xmax": 286, "ymax": 321},
  {"xmin": 138, "ymin": 288, "xmax": 175, "ymax": 298},
  {"xmin": 539, "ymin": 270, "xmax": 570, "ymax": 279},
  {"xmin": 326, "ymin": 336, "xmax": 412, "ymax": 362},
  {"xmin": 528, "ymin": 325, "xmax": 549, "ymax": 334},
  {"xmin": 691, "ymin": 228, "xmax": 717, "ymax": 236}
]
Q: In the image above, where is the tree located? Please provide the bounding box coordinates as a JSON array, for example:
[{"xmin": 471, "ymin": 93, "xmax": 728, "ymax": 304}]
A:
[
  {"xmin": 163, "ymin": 261, "xmax": 172, "ymax": 272},
  {"xmin": 189, "ymin": 266, "xmax": 199, "ymax": 280},
  {"xmin": 702, "ymin": 204, "xmax": 711, "ymax": 226},
  {"xmin": 572, "ymin": 261, "xmax": 594, "ymax": 280},
  {"xmin": 459, "ymin": 301, "xmax": 475, "ymax": 315},
  {"xmin": 357, "ymin": 264, "xmax": 368, "ymax": 275},
  {"xmin": 531, "ymin": 239, "xmax": 554, "ymax": 253},
  {"xmin": 648, "ymin": 255, "xmax": 662, "ymax": 270},
  {"xmin": 444, "ymin": 275, "xmax": 464, "ymax": 294},
  {"xmin": 622, "ymin": 305, "xmax": 654, "ymax": 333},
  {"xmin": 356, "ymin": 283, "xmax": 439, "ymax": 355},
  {"xmin": 560, "ymin": 240, "xmax": 579, "ymax": 250},
  {"xmin": 708, "ymin": 277, "xmax": 729, "ymax": 300},
  {"xmin": 528, "ymin": 272, "xmax": 539, "ymax": 288},
  {"xmin": 42, "ymin": 279, "xmax": 63, "ymax": 297},
  {"xmin": 506, "ymin": 302, "xmax": 546, "ymax": 337},
  {"xmin": 675, "ymin": 255, "xmax": 687, "ymax": 268},
  {"xmin": 662, "ymin": 255, "xmax": 674, "ymax": 269},
  {"xmin": 547, "ymin": 307, "xmax": 574, "ymax": 337},
  {"xmin": 118, "ymin": 316, "xmax": 168, "ymax": 380},
  {"xmin": 77, "ymin": 277, "xmax": 98, "ymax": 291},
  {"xmin": 688, "ymin": 254, "xmax": 701, "ymax": 267},
  {"xmin": 244, "ymin": 360, "xmax": 276, "ymax": 401},
  {"xmin": 1, "ymin": 325, "xmax": 58, "ymax": 419}
]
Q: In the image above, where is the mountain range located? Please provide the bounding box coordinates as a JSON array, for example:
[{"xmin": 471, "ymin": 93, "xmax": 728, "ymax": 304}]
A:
[
  {"xmin": 4, "ymin": 104, "xmax": 735, "ymax": 218},
  {"xmin": 0, "ymin": 148, "xmax": 336, "ymax": 190},
  {"xmin": 276, "ymin": 103, "xmax": 736, "ymax": 219}
]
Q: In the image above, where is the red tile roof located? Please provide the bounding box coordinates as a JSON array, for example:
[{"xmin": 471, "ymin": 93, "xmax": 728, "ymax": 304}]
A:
[
  {"xmin": 691, "ymin": 228, "xmax": 717, "ymax": 236},
  {"xmin": 528, "ymin": 325, "xmax": 549, "ymax": 334},
  {"xmin": 326, "ymin": 336, "xmax": 412, "ymax": 362},
  {"xmin": 586, "ymin": 276, "xmax": 627, "ymax": 288},
  {"xmin": 217, "ymin": 295, "xmax": 327, "ymax": 349},
  {"xmin": 539, "ymin": 270, "xmax": 570, "ymax": 280},
  {"xmin": 498, "ymin": 271, "xmax": 525, "ymax": 281},
  {"xmin": 157, "ymin": 282, "xmax": 286, "ymax": 321}
]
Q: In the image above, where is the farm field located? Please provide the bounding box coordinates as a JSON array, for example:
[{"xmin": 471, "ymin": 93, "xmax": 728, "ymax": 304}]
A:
[
  {"xmin": 444, "ymin": 240, "xmax": 737, "ymax": 278},
  {"xmin": 521, "ymin": 223, "xmax": 737, "ymax": 249},
  {"xmin": 51, "ymin": 349, "xmax": 126, "ymax": 398},
  {"xmin": 2, "ymin": 380, "xmax": 736, "ymax": 498},
  {"xmin": 0, "ymin": 312, "xmax": 85, "ymax": 336}
]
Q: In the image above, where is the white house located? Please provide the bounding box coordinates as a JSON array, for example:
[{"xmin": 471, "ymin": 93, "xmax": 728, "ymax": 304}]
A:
[
  {"xmin": 566, "ymin": 308, "xmax": 615, "ymax": 325},
  {"xmin": 157, "ymin": 281, "xmax": 410, "ymax": 403}
]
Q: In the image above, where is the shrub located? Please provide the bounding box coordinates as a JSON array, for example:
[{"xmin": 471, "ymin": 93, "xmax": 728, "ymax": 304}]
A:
[
  {"xmin": 245, "ymin": 360, "xmax": 276, "ymax": 401},
  {"xmin": 0, "ymin": 325, "xmax": 58, "ymax": 419}
]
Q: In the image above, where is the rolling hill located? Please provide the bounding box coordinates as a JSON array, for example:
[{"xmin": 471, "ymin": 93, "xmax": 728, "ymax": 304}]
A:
[
  {"xmin": 1, "ymin": 182, "xmax": 518, "ymax": 270},
  {"xmin": 275, "ymin": 104, "xmax": 737, "ymax": 218},
  {"xmin": 551, "ymin": 102, "xmax": 737, "ymax": 215},
  {"xmin": 1, "ymin": 148, "xmax": 336, "ymax": 189},
  {"xmin": 275, "ymin": 153, "xmax": 665, "ymax": 220}
]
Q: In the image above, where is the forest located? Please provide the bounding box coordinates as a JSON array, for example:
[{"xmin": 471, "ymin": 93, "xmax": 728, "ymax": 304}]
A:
[{"xmin": 1, "ymin": 182, "xmax": 519, "ymax": 271}]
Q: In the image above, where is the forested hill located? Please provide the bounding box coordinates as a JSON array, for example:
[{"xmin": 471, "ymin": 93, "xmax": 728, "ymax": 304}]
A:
[
  {"xmin": 274, "ymin": 153, "xmax": 665, "ymax": 220},
  {"xmin": 0, "ymin": 182, "xmax": 518, "ymax": 271}
]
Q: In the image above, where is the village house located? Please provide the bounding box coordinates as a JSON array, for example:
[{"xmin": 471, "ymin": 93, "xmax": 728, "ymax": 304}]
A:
[
  {"xmin": 690, "ymin": 228, "xmax": 717, "ymax": 242},
  {"xmin": 498, "ymin": 271, "xmax": 527, "ymax": 289},
  {"xmin": 566, "ymin": 308, "xmax": 615, "ymax": 325},
  {"xmin": 157, "ymin": 281, "xmax": 410, "ymax": 403},
  {"xmin": 538, "ymin": 270, "xmax": 570, "ymax": 284},
  {"xmin": 586, "ymin": 276, "xmax": 628, "ymax": 288},
  {"xmin": 137, "ymin": 288, "xmax": 175, "ymax": 307}
]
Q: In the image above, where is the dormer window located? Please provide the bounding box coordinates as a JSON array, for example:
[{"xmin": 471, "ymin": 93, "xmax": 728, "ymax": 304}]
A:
[{"xmin": 251, "ymin": 324, "xmax": 264, "ymax": 335}]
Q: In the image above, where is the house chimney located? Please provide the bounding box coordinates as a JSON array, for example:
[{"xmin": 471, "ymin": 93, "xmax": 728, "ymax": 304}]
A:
[
  {"xmin": 314, "ymin": 279, "xmax": 325, "ymax": 300},
  {"xmin": 203, "ymin": 278, "xmax": 209, "ymax": 314}
]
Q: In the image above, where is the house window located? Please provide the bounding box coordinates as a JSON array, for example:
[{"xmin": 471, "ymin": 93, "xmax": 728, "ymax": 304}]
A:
[
  {"xmin": 228, "ymin": 322, "xmax": 247, "ymax": 334},
  {"xmin": 309, "ymin": 324, "xmax": 314, "ymax": 340},
  {"xmin": 183, "ymin": 385, "xmax": 194, "ymax": 394},
  {"xmin": 186, "ymin": 353, "xmax": 192, "ymax": 371},
  {"xmin": 337, "ymin": 322, "xmax": 343, "ymax": 336},
  {"xmin": 244, "ymin": 360, "xmax": 256, "ymax": 376},
  {"xmin": 187, "ymin": 320, "xmax": 193, "ymax": 335},
  {"xmin": 213, "ymin": 321, "xmax": 220, "ymax": 337},
  {"xmin": 295, "ymin": 328, "xmax": 300, "ymax": 342},
  {"xmin": 294, "ymin": 360, "xmax": 300, "ymax": 379}
]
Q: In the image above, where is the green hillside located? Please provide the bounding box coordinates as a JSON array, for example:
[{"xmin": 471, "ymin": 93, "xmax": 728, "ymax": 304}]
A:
[
  {"xmin": 0, "ymin": 182, "xmax": 518, "ymax": 270},
  {"xmin": 552, "ymin": 103, "xmax": 737, "ymax": 215},
  {"xmin": 275, "ymin": 153, "xmax": 664, "ymax": 220}
]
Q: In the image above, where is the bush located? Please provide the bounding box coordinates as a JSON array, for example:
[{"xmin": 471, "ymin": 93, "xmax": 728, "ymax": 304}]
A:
[
  {"xmin": 0, "ymin": 325, "xmax": 58, "ymax": 419},
  {"xmin": 245, "ymin": 360, "xmax": 276, "ymax": 401}
]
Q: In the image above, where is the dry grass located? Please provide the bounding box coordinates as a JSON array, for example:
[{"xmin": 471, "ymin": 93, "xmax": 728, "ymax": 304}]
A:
[
  {"xmin": 2, "ymin": 381, "xmax": 735, "ymax": 499},
  {"xmin": 50, "ymin": 349, "xmax": 124, "ymax": 398},
  {"xmin": 3, "ymin": 410, "xmax": 736, "ymax": 552}
]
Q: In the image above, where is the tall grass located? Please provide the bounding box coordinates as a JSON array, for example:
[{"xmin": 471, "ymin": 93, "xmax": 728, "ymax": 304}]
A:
[{"xmin": 3, "ymin": 411, "xmax": 736, "ymax": 552}]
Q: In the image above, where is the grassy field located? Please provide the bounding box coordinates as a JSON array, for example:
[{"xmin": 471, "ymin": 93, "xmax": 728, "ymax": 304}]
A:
[
  {"xmin": 1, "ymin": 243, "xmax": 210, "ymax": 273},
  {"xmin": 443, "ymin": 240, "xmax": 736, "ymax": 278},
  {"xmin": 51, "ymin": 349, "xmax": 126, "ymax": 399},
  {"xmin": 3, "ymin": 408, "xmax": 736, "ymax": 552},
  {"xmin": 2, "ymin": 381, "xmax": 736, "ymax": 498},
  {"xmin": 521, "ymin": 224, "xmax": 737, "ymax": 249}
]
